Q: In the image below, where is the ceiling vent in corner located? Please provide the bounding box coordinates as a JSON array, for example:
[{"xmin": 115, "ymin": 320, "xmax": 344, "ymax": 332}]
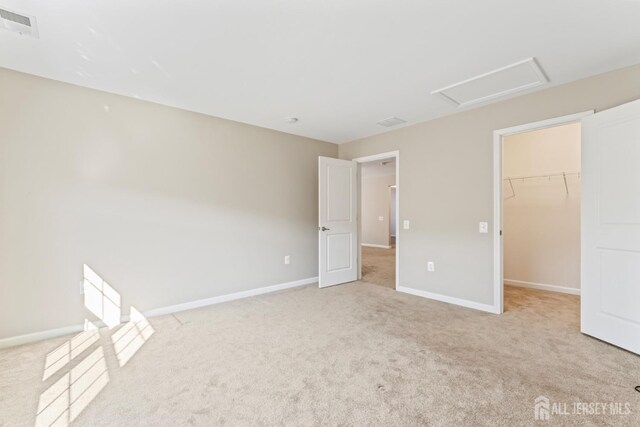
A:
[
  {"xmin": 0, "ymin": 7, "xmax": 38, "ymax": 38},
  {"xmin": 377, "ymin": 117, "xmax": 406, "ymax": 127},
  {"xmin": 431, "ymin": 58, "xmax": 548, "ymax": 108}
]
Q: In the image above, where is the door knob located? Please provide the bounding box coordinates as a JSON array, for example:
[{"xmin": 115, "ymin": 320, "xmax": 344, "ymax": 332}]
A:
[{"xmin": 319, "ymin": 226, "xmax": 330, "ymax": 231}]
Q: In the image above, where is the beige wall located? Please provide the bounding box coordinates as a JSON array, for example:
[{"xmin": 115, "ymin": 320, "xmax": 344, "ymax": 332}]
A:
[
  {"xmin": 0, "ymin": 68, "xmax": 337, "ymax": 339},
  {"xmin": 503, "ymin": 123, "xmax": 581, "ymax": 291},
  {"xmin": 361, "ymin": 173, "xmax": 396, "ymax": 247},
  {"xmin": 339, "ymin": 63, "xmax": 640, "ymax": 306}
]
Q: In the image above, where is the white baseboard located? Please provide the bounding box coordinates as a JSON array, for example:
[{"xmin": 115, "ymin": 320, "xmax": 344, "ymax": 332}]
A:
[
  {"xmin": 397, "ymin": 286, "xmax": 499, "ymax": 314},
  {"xmin": 0, "ymin": 324, "xmax": 85, "ymax": 350},
  {"xmin": 0, "ymin": 276, "xmax": 318, "ymax": 349},
  {"xmin": 504, "ymin": 279, "xmax": 580, "ymax": 295},
  {"xmin": 144, "ymin": 276, "xmax": 317, "ymax": 317},
  {"xmin": 361, "ymin": 243, "xmax": 392, "ymax": 249}
]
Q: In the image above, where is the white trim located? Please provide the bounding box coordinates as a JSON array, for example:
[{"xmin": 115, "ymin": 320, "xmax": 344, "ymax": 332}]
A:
[
  {"xmin": 493, "ymin": 110, "xmax": 593, "ymax": 314},
  {"xmin": 397, "ymin": 286, "xmax": 499, "ymax": 314},
  {"xmin": 353, "ymin": 151, "xmax": 400, "ymax": 290},
  {"xmin": 145, "ymin": 276, "xmax": 317, "ymax": 317},
  {"xmin": 353, "ymin": 151, "xmax": 400, "ymax": 164},
  {"xmin": 504, "ymin": 279, "xmax": 580, "ymax": 295},
  {"xmin": 494, "ymin": 110, "xmax": 593, "ymax": 138},
  {"xmin": 0, "ymin": 324, "xmax": 84, "ymax": 349},
  {"xmin": 0, "ymin": 276, "xmax": 317, "ymax": 349},
  {"xmin": 361, "ymin": 243, "xmax": 392, "ymax": 249}
]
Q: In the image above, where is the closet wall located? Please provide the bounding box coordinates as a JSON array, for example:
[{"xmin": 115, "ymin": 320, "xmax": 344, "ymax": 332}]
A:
[{"xmin": 503, "ymin": 123, "xmax": 581, "ymax": 293}]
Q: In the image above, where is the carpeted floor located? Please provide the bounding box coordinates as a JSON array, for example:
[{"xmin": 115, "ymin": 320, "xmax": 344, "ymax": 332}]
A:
[
  {"xmin": 1, "ymin": 284, "xmax": 639, "ymax": 426},
  {"xmin": 361, "ymin": 246, "xmax": 395, "ymax": 289}
]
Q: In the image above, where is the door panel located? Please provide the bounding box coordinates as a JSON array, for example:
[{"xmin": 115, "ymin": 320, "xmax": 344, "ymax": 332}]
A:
[
  {"xmin": 319, "ymin": 157, "xmax": 357, "ymax": 288},
  {"xmin": 598, "ymin": 117, "xmax": 640, "ymax": 224},
  {"xmin": 599, "ymin": 249, "xmax": 640, "ymax": 324},
  {"xmin": 326, "ymin": 165, "xmax": 353, "ymax": 222},
  {"xmin": 326, "ymin": 234, "xmax": 353, "ymax": 271},
  {"xmin": 581, "ymin": 99, "xmax": 640, "ymax": 355}
]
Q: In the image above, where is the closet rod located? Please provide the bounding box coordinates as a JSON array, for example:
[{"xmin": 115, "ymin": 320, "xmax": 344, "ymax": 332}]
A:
[
  {"xmin": 503, "ymin": 171, "xmax": 580, "ymax": 197},
  {"xmin": 502, "ymin": 171, "xmax": 580, "ymax": 181}
]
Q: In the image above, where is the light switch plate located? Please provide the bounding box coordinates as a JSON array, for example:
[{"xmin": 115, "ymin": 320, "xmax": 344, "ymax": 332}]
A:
[
  {"xmin": 378, "ymin": 216, "xmax": 384, "ymax": 221},
  {"xmin": 479, "ymin": 222, "xmax": 489, "ymax": 233},
  {"xmin": 403, "ymin": 220, "xmax": 410, "ymax": 230},
  {"xmin": 284, "ymin": 255, "xmax": 291, "ymax": 265},
  {"xmin": 427, "ymin": 261, "xmax": 435, "ymax": 272}
]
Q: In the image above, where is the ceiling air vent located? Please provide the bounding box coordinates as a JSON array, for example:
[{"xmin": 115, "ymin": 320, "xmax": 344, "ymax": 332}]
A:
[
  {"xmin": 377, "ymin": 117, "xmax": 406, "ymax": 127},
  {"xmin": 0, "ymin": 7, "xmax": 38, "ymax": 38},
  {"xmin": 431, "ymin": 58, "xmax": 548, "ymax": 108}
]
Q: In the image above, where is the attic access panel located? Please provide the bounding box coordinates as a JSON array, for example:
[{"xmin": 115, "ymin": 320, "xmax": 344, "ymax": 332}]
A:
[{"xmin": 432, "ymin": 58, "xmax": 548, "ymax": 108}]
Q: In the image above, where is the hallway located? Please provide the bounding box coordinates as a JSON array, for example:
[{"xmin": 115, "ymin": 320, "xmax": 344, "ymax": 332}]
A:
[{"xmin": 361, "ymin": 246, "xmax": 395, "ymax": 289}]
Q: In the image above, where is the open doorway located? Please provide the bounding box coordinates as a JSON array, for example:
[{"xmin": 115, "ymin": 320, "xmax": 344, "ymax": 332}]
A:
[
  {"xmin": 356, "ymin": 153, "xmax": 398, "ymax": 289},
  {"xmin": 317, "ymin": 152, "xmax": 399, "ymax": 290},
  {"xmin": 494, "ymin": 103, "xmax": 640, "ymax": 355},
  {"xmin": 494, "ymin": 111, "xmax": 592, "ymax": 314},
  {"xmin": 502, "ymin": 122, "xmax": 581, "ymax": 312}
]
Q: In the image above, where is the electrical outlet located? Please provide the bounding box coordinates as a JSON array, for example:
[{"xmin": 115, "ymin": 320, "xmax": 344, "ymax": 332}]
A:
[
  {"xmin": 403, "ymin": 220, "xmax": 410, "ymax": 230},
  {"xmin": 479, "ymin": 222, "xmax": 489, "ymax": 233},
  {"xmin": 427, "ymin": 261, "xmax": 435, "ymax": 272},
  {"xmin": 378, "ymin": 216, "xmax": 384, "ymax": 221},
  {"xmin": 284, "ymin": 255, "xmax": 291, "ymax": 265}
]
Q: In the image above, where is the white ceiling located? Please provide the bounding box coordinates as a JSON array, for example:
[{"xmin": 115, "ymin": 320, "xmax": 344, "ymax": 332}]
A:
[
  {"xmin": 362, "ymin": 159, "xmax": 395, "ymax": 177},
  {"xmin": 1, "ymin": 1, "xmax": 640, "ymax": 144}
]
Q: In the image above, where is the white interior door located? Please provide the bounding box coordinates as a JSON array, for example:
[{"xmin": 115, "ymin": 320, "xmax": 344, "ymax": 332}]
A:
[
  {"xmin": 318, "ymin": 157, "xmax": 358, "ymax": 288},
  {"xmin": 581, "ymin": 99, "xmax": 640, "ymax": 355}
]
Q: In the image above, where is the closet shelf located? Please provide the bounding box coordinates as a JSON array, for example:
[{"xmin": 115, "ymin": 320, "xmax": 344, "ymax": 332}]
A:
[{"xmin": 504, "ymin": 171, "xmax": 580, "ymax": 197}]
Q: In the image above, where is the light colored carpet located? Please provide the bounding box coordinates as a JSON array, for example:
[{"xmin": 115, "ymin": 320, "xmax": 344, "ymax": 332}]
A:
[
  {"xmin": 1, "ymin": 284, "xmax": 639, "ymax": 426},
  {"xmin": 361, "ymin": 246, "xmax": 395, "ymax": 289}
]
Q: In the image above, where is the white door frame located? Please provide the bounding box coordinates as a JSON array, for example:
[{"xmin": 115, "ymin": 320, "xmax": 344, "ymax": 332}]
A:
[
  {"xmin": 353, "ymin": 151, "xmax": 400, "ymax": 289},
  {"xmin": 492, "ymin": 111, "xmax": 593, "ymax": 314},
  {"xmin": 389, "ymin": 185, "xmax": 397, "ymax": 247}
]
